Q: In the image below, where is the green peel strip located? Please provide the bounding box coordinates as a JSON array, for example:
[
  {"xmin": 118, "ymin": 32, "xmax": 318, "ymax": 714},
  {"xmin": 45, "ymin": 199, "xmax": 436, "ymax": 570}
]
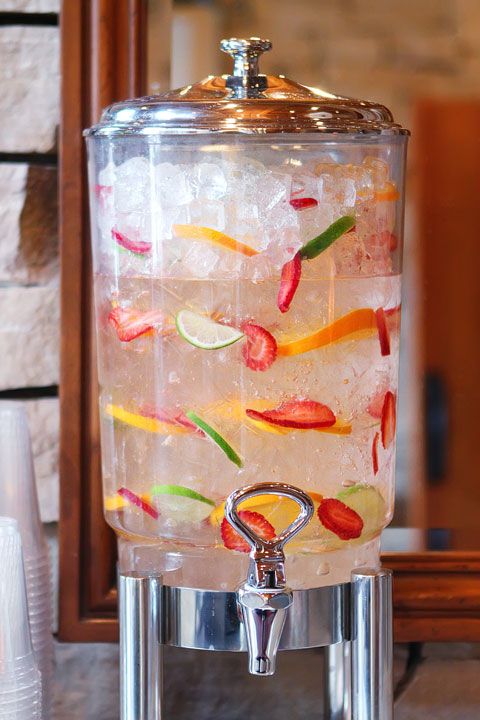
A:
[
  {"xmin": 186, "ymin": 411, "xmax": 243, "ymax": 468},
  {"xmin": 150, "ymin": 484, "xmax": 215, "ymax": 507},
  {"xmin": 299, "ymin": 215, "xmax": 356, "ymax": 260}
]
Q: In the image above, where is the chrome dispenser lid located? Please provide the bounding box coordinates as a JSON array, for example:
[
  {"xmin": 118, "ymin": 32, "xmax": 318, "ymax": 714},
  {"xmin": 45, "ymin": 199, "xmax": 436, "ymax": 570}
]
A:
[{"xmin": 85, "ymin": 37, "xmax": 409, "ymax": 137}]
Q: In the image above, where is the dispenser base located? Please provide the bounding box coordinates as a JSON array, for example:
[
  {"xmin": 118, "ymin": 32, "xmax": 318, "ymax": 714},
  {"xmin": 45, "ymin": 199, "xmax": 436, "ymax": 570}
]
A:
[{"xmin": 118, "ymin": 568, "xmax": 393, "ymax": 720}]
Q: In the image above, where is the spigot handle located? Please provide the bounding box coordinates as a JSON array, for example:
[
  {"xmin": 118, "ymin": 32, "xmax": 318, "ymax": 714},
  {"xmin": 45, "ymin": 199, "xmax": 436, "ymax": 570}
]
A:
[
  {"xmin": 225, "ymin": 482, "xmax": 314, "ymax": 676},
  {"xmin": 225, "ymin": 482, "xmax": 314, "ymax": 558}
]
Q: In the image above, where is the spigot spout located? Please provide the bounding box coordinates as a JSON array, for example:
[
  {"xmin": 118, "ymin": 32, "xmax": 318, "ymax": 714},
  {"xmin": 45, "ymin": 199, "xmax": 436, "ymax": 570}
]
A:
[
  {"xmin": 239, "ymin": 586, "xmax": 293, "ymax": 675},
  {"xmin": 225, "ymin": 482, "xmax": 314, "ymax": 677}
]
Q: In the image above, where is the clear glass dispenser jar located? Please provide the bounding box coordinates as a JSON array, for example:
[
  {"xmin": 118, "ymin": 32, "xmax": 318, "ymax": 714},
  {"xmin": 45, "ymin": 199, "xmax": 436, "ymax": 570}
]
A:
[{"xmin": 85, "ymin": 38, "xmax": 408, "ymax": 591}]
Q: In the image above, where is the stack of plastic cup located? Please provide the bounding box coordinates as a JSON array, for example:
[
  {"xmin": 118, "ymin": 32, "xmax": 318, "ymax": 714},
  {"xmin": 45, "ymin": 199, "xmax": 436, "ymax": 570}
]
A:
[
  {"xmin": 0, "ymin": 517, "xmax": 42, "ymax": 719},
  {"xmin": 0, "ymin": 403, "xmax": 53, "ymax": 718}
]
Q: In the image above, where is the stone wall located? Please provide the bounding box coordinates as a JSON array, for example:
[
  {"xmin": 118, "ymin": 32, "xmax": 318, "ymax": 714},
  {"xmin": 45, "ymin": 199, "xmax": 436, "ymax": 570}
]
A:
[{"xmin": 0, "ymin": 6, "xmax": 59, "ymax": 532}]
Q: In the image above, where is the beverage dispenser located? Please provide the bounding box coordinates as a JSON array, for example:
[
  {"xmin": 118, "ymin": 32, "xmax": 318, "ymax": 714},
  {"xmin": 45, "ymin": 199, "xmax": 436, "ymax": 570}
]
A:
[{"xmin": 85, "ymin": 37, "xmax": 408, "ymax": 719}]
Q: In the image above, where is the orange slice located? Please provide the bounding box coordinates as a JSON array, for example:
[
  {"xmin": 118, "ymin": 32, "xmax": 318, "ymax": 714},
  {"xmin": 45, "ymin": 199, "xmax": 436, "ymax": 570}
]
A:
[
  {"xmin": 277, "ymin": 308, "xmax": 377, "ymax": 357},
  {"xmin": 375, "ymin": 181, "xmax": 400, "ymax": 202},
  {"xmin": 210, "ymin": 490, "xmax": 324, "ymax": 527},
  {"xmin": 172, "ymin": 224, "xmax": 259, "ymax": 257},
  {"xmin": 104, "ymin": 404, "xmax": 189, "ymax": 435}
]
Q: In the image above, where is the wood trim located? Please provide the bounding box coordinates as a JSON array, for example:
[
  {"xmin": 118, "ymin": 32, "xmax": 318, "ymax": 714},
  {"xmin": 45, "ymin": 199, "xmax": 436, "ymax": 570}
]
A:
[
  {"xmin": 59, "ymin": 0, "xmax": 147, "ymax": 642},
  {"xmin": 59, "ymin": 4, "xmax": 480, "ymax": 643}
]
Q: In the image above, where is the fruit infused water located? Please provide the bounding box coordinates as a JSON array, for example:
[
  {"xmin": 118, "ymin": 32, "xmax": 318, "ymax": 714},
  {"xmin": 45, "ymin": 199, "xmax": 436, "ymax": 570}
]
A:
[{"xmin": 88, "ymin": 137, "xmax": 405, "ymax": 590}]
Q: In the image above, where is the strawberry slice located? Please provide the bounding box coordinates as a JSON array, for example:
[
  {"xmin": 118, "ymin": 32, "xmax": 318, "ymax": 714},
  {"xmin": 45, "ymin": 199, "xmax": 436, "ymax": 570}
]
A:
[
  {"xmin": 118, "ymin": 487, "xmax": 159, "ymax": 520},
  {"xmin": 108, "ymin": 306, "xmax": 165, "ymax": 342},
  {"xmin": 139, "ymin": 404, "xmax": 204, "ymax": 435},
  {"xmin": 112, "ymin": 228, "xmax": 152, "ymax": 256},
  {"xmin": 290, "ymin": 197, "xmax": 318, "ymax": 211},
  {"xmin": 241, "ymin": 322, "xmax": 278, "ymax": 371},
  {"xmin": 372, "ymin": 432, "xmax": 380, "ymax": 475},
  {"xmin": 95, "ymin": 184, "xmax": 112, "ymax": 209},
  {"xmin": 375, "ymin": 307, "xmax": 391, "ymax": 356},
  {"xmin": 386, "ymin": 231, "xmax": 398, "ymax": 251},
  {"xmin": 385, "ymin": 304, "xmax": 401, "ymax": 334},
  {"xmin": 367, "ymin": 389, "xmax": 388, "ymax": 419},
  {"xmin": 246, "ymin": 399, "xmax": 336, "ymax": 429},
  {"xmin": 278, "ymin": 252, "xmax": 302, "ymax": 313},
  {"xmin": 381, "ymin": 391, "xmax": 396, "ymax": 448},
  {"xmin": 318, "ymin": 498, "xmax": 363, "ymax": 540},
  {"xmin": 221, "ymin": 510, "xmax": 275, "ymax": 553}
]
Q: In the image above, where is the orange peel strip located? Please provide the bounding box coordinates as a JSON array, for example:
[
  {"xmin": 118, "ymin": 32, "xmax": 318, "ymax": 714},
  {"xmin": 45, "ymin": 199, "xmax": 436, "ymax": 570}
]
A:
[
  {"xmin": 375, "ymin": 182, "xmax": 400, "ymax": 202},
  {"xmin": 105, "ymin": 403, "xmax": 189, "ymax": 435},
  {"xmin": 172, "ymin": 224, "xmax": 259, "ymax": 257},
  {"xmin": 277, "ymin": 308, "xmax": 377, "ymax": 357}
]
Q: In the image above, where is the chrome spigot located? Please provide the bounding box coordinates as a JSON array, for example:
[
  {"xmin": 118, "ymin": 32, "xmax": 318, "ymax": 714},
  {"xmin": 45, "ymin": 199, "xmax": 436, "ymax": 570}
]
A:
[{"xmin": 225, "ymin": 482, "xmax": 314, "ymax": 676}]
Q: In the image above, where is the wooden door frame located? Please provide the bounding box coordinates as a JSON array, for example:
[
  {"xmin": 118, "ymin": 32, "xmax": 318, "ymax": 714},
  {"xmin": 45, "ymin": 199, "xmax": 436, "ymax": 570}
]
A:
[{"xmin": 58, "ymin": 0, "xmax": 480, "ymax": 642}]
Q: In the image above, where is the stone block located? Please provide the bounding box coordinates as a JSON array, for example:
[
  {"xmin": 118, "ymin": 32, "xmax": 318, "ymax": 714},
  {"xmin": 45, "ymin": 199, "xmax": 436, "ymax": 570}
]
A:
[
  {"xmin": 0, "ymin": 26, "xmax": 59, "ymax": 153},
  {"xmin": 0, "ymin": 163, "xmax": 58, "ymax": 284},
  {"xmin": 25, "ymin": 397, "xmax": 59, "ymax": 522},
  {"xmin": 0, "ymin": 0, "xmax": 59, "ymax": 9},
  {"xmin": 0, "ymin": 284, "xmax": 59, "ymax": 390}
]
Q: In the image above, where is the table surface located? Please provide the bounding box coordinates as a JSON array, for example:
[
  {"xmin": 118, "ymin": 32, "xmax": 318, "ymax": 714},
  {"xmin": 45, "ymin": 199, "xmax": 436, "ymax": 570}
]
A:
[{"xmin": 52, "ymin": 641, "xmax": 480, "ymax": 719}]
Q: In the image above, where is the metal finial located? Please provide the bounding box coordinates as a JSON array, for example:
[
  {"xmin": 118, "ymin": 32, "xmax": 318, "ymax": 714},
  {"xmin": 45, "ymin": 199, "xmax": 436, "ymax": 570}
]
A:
[{"xmin": 220, "ymin": 37, "xmax": 272, "ymax": 97}]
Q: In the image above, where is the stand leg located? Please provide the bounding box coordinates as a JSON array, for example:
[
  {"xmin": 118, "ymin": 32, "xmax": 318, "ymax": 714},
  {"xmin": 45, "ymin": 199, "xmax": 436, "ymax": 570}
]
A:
[
  {"xmin": 350, "ymin": 568, "xmax": 393, "ymax": 720},
  {"xmin": 324, "ymin": 642, "xmax": 351, "ymax": 719},
  {"xmin": 119, "ymin": 571, "xmax": 163, "ymax": 720}
]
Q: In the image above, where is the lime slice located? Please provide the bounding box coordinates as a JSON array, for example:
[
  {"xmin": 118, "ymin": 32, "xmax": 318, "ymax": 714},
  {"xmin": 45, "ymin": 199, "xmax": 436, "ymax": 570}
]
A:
[
  {"xmin": 186, "ymin": 411, "xmax": 243, "ymax": 467},
  {"xmin": 337, "ymin": 484, "xmax": 387, "ymax": 540},
  {"xmin": 150, "ymin": 484, "xmax": 215, "ymax": 523},
  {"xmin": 176, "ymin": 310, "xmax": 244, "ymax": 350}
]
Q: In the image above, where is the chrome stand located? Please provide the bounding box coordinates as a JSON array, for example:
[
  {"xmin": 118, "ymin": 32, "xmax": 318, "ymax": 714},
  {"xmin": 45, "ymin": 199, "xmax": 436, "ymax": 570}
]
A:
[
  {"xmin": 324, "ymin": 642, "xmax": 351, "ymax": 720},
  {"xmin": 118, "ymin": 483, "xmax": 393, "ymax": 720},
  {"xmin": 119, "ymin": 572, "xmax": 163, "ymax": 720},
  {"xmin": 351, "ymin": 569, "xmax": 393, "ymax": 720}
]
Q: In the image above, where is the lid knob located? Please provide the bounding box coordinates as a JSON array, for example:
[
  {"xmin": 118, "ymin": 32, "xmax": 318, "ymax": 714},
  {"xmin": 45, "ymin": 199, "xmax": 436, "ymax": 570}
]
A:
[{"xmin": 220, "ymin": 37, "xmax": 272, "ymax": 97}]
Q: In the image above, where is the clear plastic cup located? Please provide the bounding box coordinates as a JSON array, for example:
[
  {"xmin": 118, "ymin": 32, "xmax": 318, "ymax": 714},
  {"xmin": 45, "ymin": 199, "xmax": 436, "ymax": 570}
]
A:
[
  {"xmin": 0, "ymin": 517, "xmax": 42, "ymax": 719},
  {"xmin": 0, "ymin": 404, "xmax": 53, "ymax": 717}
]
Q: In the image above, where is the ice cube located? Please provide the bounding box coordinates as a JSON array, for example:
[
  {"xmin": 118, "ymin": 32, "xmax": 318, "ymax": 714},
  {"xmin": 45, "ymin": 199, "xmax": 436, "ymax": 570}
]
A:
[
  {"xmin": 188, "ymin": 199, "xmax": 225, "ymax": 231},
  {"xmin": 225, "ymin": 201, "xmax": 262, "ymax": 244},
  {"xmin": 333, "ymin": 231, "xmax": 369, "ymax": 276},
  {"xmin": 182, "ymin": 241, "xmax": 220, "ymax": 278},
  {"xmin": 291, "ymin": 172, "xmax": 319, "ymax": 201},
  {"xmin": 159, "ymin": 204, "xmax": 190, "ymax": 240},
  {"xmin": 225, "ymin": 158, "xmax": 266, "ymax": 191},
  {"xmin": 319, "ymin": 173, "xmax": 356, "ymax": 207},
  {"xmin": 191, "ymin": 163, "xmax": 227, "ymax": 200},
  {"xmin": 362, "ymin": 156, "xmax": 389, "ymax": 189},
  {"xmin": 349, "ymin": 165, "xmax": 375, "ymax": 202},
  {"xmin": 114, "ymin": 157, "xmax": 153, "ymax": 213},
  {"xmin": 256, "ymin": 172, "xmax": 291, "ymax": 212},
  {"xmin": 156, "ymin": 162, "xmax": 193, "ymax": 207},
  {"xmin": 298, "ymin": 203, "xmax": 334, "ymax": 244},
  {"xmin": 98, "ymin": 161, "xmax": 116, "ymax": 187}
]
